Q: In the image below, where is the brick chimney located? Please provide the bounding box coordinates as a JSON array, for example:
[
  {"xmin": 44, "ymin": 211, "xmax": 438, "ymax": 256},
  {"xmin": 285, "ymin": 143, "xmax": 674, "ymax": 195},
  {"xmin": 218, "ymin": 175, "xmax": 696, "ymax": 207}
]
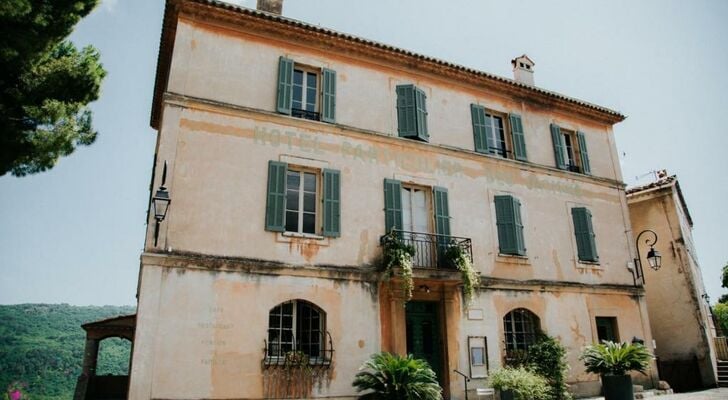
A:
[
  {"xmin": 511, "ymin": 54, "xmax": 535, "ymax": 86},
  {"xmin": 257, "ymin": 0, "xmax": 283, "ymax": 15}
]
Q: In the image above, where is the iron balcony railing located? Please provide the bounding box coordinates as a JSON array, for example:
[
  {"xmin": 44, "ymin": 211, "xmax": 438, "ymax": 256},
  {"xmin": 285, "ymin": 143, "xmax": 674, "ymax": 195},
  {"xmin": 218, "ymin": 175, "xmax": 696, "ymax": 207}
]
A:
[
  {"xmin": 263, "ymin": 330, "xmax": 334, "ymax": 369},
  {"xmin": 380, "ymin": 229, "xmax": 473, "ymax": 270},
  {"xmin": 291, "ymin": 108, "xmax": 320, "ymax": 121}
]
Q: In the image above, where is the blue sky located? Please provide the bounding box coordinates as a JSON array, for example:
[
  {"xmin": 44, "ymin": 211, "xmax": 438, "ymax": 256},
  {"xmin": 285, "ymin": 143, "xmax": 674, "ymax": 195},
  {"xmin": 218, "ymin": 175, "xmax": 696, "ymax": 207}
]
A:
[{"xmin": 1, "ymin": 0, "xmax": 726, "ymax": 305}]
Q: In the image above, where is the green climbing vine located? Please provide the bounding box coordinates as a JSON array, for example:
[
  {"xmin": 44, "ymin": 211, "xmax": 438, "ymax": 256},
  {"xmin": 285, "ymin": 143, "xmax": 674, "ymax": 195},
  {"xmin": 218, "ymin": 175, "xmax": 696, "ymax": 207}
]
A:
[
  {"xmin": 381, "ymin": 232, "xmax": 416, "ymax": 301},
  {"xmin": 445, "ymin": 242, "xmax": 481, "ymax": 305}
]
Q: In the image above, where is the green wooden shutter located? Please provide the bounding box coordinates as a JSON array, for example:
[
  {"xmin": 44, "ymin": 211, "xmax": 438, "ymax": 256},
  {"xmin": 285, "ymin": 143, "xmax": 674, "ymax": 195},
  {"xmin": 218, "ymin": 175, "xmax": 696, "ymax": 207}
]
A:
[
  {"xmin": 383, "ymin": 179, "xmax": 403, "ymax": 233},
  {"xmin": 572, "ymin": 207, "xmax": 598, "ymax": 262},
  {"xmin": 321, "ymin": 68, "xmax": 336, "ymax": 123},
  {"xmin": 577, "ymin": 131, "xmax": 591, "ymax": 175},
  {"xmin": 433, "ymin": 186, "xmax": 451, "ymax": 238},
  {"xmin": 414, "ymin": 87, "xmax": 429, "ymax": 141},
  {"xmin": 509, "ymin": 114, "xmax": 528, "ymax": 161},
  {"xmin": 265, "ymin": 161, "xmax": 287, "ymax": 232},
  {"xmin": 495, "ymin": 195, "xmax": 515, "ymax": 255},
  {"xmin": 550, "ymin": 124, "xmax": 566, "ymax": 170},
  {"xmin": 512, "ymin": 198, "xmax": 526, "ymax": 255},
  {"xmin": 495, "ymin": 195, "xmax": 526, "ymax": 256},
  {"xmin": 276, "ymin": 57, "xmax": 294, "ymax": 114},
  {"xmin": 471, "ymin": 104, "xmax": 489, "ymax": 153},
  {"xmin": 396, "ymin": 85, "xmax": 417, "ymax": 138},
  {"xmin": 322, "ymin": 169, "xmax": 340, "ymax": 237}
]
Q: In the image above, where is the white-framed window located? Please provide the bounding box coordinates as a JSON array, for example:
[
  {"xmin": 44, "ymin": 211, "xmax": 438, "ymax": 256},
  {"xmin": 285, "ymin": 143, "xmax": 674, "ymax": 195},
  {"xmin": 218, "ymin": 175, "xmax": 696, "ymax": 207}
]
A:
[
  {"xmin": 561, "ymin": 129, "xmax": 578, "ymax": 171},
  {"xmin": 267, "ymin": 300, "xmax": 325, "ymax": 360},
  {"xmin": 285, "ymin": 168, "xmax": 318, "ymax": 235},
  {"xmin": 484, "ymin": 112, "xmax": 508, "ymax": 157},
  {"xmin": 292, "ymin": 67, "xmax": 319, "ymax": 119}
]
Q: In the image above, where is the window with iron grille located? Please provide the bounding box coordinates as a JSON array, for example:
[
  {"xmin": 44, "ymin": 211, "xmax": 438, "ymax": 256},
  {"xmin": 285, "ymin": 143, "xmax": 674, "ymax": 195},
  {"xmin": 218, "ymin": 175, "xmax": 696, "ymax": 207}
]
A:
[
  {"xmin": 267, "ymin": 300, "xmax": 324, "ymax": 361},
  {"xmin": 503, "ymin": 308, "xmax": 540, "ymax": 360}
]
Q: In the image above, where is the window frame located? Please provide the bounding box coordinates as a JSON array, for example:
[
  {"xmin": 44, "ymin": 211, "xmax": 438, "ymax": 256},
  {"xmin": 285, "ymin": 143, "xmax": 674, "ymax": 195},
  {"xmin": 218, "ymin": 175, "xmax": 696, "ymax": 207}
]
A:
[
  {"xmin": 503, "ymin": 308, "xmax": 540, "ymax": 364},
  {"xmin": 559, "ymin": 128, "xmax": 583, "ymax": 173},
  {"xmin": 266, "ymin": 300, "xmax": 327, "ymax": 364},
  {"xmin": 284, "ymin": 166, "xmax": 321, "ymax": 236},
  {"xmin": 291, "ymin": 64, "xmax": 321, "ymax": 119},
  {"xmin": 400, "ymin": 183, "xmax": 435, "ymax": 235},
  {"xmin": 595, "ymin": 316, "xmax": 619, "ymax": 343},
  {"xmin": 483, "ymin": 109, "xmax": 512, "ymax": 158}
]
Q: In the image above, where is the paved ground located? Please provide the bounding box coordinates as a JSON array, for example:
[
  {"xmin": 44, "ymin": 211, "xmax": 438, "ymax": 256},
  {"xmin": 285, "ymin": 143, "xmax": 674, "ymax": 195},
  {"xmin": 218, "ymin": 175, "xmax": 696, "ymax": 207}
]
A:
[{"xmin": 656, "ymin": 388, "xmax": 728, "ymax": 399}]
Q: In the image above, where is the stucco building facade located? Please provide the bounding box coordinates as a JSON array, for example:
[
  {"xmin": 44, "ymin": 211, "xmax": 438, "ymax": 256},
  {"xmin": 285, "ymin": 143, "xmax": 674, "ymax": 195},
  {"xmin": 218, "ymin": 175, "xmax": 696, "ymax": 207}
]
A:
[
  {"xmin": 627, "ymin": 172, "xmax": 717, "ymax": 392},
  {"xmin": 128, "ymin": 0, "xmax": 659, "ymax": 398}
]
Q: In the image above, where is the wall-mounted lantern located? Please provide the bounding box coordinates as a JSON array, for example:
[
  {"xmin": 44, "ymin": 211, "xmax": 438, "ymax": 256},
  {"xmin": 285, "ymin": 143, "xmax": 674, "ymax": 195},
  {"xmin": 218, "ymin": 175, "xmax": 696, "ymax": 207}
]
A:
[
  {"xmin": 633, "ymin": 229, "xmax": 661, "ymax": 285},
  {"xmin": 152, "ymin": 161, "xmax": 171, "ymax": 246}
]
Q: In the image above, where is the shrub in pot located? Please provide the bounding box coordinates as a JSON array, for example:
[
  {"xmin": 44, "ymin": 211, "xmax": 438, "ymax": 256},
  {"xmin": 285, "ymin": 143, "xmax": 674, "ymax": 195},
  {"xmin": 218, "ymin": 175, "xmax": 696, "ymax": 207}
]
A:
[
  {"xmin": 352, "ymin": 352, "xmax": 442, "ymax": 400},
  {"xmin": 487, "ymin": 366, "xmax": 551, "ymax": 400},
  {"xmin": 579, "ymin": 341, "xmax": 652, "ymax": 400}
]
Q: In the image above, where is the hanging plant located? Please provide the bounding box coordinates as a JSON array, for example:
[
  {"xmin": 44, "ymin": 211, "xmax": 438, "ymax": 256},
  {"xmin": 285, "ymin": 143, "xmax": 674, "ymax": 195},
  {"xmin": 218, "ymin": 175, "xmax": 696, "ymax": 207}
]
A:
[
  {"xmin": 284, "ymin": 350, "xmax": 310, "ymax": 370},
  {"xmin": 445, "ymin": 242, "xmax": 481, "ymax": 305},
  {"xmin": 381, "ymin": 232, "xmax": 416, "ymax": 301}
]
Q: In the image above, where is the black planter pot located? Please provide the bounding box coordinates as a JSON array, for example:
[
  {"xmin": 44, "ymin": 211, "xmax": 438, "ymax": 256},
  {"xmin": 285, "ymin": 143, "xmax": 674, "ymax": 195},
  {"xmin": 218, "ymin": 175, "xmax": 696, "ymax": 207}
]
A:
[
  {"xmin": 601, "ymin": 374, "xmax": 634, "ymax": 400},
  {"xmin": 498, "ymin": 389, "xmax": 515, "ymax": 400}
]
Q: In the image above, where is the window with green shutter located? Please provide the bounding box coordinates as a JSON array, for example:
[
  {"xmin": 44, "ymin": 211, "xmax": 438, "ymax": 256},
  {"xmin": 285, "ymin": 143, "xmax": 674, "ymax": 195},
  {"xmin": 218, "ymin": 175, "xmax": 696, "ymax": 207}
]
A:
[
  {"xmin": 550, "ymin": 124, "xmax": 567, "ymax": 170},
  {"xmin": 383, "ymin": 179, "xmax": 403, "ymax": 233},
  {"xmin": 576, "ymin": 131, "xmax": 591, "ymax": 175},
  {"xmin": 322, "ymin": 169, "xmax": 340, "ymax": 237},
  {"xmin": 494, "ymin": 195, "xmax": 526, "ymax": 256},
  {"xmin": 276, "ymin": 57, "xmax": 336, "ymax": 123},
  {"xmin": 396, "ymin": 84, "xmax": 428, "ymax": 141},
  {"xmin": 509, "ymin": 114, "xmax": 528, "ymax": 161},
  {"xmin": 266, "ymin": 161, "xmax": 287, "ymax": 232},
  {"xmin": 572, "ymin": 207, "xmax": 598, "ymax": 262},
  {"xmin": 433, "ymin": 187, "xmax": 450, "ymax": 238},
  {"xmin": 276, "ymin": 57, "xmax": 294, "ymax": 115}
]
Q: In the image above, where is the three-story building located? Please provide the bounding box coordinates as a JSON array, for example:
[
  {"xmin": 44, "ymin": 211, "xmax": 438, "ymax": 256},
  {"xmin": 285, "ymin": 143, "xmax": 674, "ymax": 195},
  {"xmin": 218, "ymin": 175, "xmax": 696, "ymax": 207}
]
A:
[{"xmin": 129, "ymin": 0, "xmax": 658, "ymax": 398}]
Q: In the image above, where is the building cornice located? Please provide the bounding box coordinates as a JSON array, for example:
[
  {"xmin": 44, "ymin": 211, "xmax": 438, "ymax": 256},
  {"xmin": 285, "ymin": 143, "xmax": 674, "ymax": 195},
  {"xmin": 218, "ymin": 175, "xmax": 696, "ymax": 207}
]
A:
[
  {"xmin": 162, "ymin": 92, "xmax": 628, "ymax": 191},
  {"xmin": 151, "ymin": 0, "xmax": 627, "ymax": 129}
]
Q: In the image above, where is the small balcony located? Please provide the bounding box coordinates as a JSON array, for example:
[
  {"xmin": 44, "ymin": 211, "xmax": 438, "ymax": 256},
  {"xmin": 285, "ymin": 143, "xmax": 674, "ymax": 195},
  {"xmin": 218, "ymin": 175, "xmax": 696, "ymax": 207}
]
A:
[
  {"xmin": 291, "ymin": 108, "xmax": 320, "ymax": 121},
  {"xmin": 380, "ymin": 230, "xmax": 473, "ymax": 270}
]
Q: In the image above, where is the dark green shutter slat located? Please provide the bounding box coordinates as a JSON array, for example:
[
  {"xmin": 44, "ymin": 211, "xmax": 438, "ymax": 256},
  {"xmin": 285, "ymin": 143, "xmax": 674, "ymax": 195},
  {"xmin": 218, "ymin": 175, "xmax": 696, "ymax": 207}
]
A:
[
  {"xmin": 433, "ymin": 187, "xmax": 451, "ymax": 238},
  {"xmin": 577, "ymin": 131, "xmax": 591, "ymax": 174},
  {"xmin": 322, "ymin": 169, "xmax": 340, "ymax": 237},
  {"xmin": 495, "ymin": 195, "xmax": 525, "ymax": 256},
  {"xmin": 384, "ymin": 179, "xmax": 403, "ymax": 233},
  {"xmin": 550, "ymin": 124, "xmax": 566, "ymax": 170},
  {"xmin": 509, "ymin": 114, "xmax": 528, "ymax": 161},
  {"xmin": 265, "ymin": 161, "xmax": 287, "ymax": 232},
  {"xmin": 414, "ymin": 87, "xmax": 429, "ymax": 140},
  {"xmin": 572, "ymin": 207, "xmax": 598, "ymax": 262},
  {"xmin": 276, "ymin": 57, "xmax": 294, "ymax": 114},
  {"xmin": 512, "ymin": 198, "xmax": 526, "ymax": 255},
  {"xmin": 396, "ymin": 85, "xmax": 417, "ymax": 138},
  {"xmin": 397, "ymin": 85, "xmax": 428, "ymax": 141},
  {"xmin": 471, "ymin": 104, "xmax": 488, "ymax": 153},
  {"xmin": 321, "ymin": 68, "xmax": 336, "ymax": 123}
]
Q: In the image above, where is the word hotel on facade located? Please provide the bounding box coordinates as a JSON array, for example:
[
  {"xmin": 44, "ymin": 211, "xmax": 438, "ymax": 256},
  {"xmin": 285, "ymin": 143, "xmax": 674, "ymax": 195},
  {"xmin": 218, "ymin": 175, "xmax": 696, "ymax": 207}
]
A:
[{"xmin": 127, "ymin": 0, "xmax": 658, "ymax": 399}]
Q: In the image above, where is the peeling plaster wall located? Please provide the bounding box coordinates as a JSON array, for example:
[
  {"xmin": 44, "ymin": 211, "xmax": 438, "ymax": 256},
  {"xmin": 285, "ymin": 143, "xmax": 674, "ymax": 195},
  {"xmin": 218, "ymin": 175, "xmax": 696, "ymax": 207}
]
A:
[
  {"xmin": 628, "ymin": 188, "xmax": 717, "ymax": 387},
  {"xmin": 166, "ymin": 19, "xmax": 621, "ymax": 181},
  {"xmin": 129, "ymin": 262, "xmax": 380, "ymax": 399}
]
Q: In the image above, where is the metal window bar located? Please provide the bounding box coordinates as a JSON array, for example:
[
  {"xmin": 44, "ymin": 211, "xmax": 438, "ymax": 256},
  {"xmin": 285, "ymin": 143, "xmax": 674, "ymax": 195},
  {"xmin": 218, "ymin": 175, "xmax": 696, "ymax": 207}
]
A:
[
  {"xmin": 566, "ymin": 163, "xmax": 582, "ymax": 173},
  {"xmin": 380, "ymin": 229, "xmax": 473, "ymax": 270},
  {"xmin": 489, "ymin": 148, "xmax": 512, "ymax": 158},
  {"xmin": 263, "ymin": 330, "xmax": 334, "ymax": 369},
  {"xmin": 291, "ymin": 108, "xmax": 321, "ymax": 121}
]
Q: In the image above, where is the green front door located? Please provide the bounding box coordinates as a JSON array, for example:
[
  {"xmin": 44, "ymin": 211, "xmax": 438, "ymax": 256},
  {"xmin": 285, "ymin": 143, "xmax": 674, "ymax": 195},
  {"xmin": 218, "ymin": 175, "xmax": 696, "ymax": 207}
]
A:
[{"xmin": 405, "ymin": 301, "xmax": 442, "ymax": 381}]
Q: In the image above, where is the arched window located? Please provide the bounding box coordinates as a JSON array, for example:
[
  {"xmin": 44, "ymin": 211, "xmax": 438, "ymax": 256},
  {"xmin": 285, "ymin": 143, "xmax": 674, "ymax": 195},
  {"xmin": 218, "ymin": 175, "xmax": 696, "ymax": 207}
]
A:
[
  {"xmin": 267, "ymin": 300, "xmax": 325, "ymax": 361},
  {"xmin": 503, "ymin": 308, "xmax": 540, "ymax": 360}
]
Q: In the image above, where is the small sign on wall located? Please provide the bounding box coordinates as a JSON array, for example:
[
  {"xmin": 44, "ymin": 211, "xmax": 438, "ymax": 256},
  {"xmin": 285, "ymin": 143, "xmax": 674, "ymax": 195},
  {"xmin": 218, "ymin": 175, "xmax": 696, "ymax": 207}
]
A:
[{"xmin": 468, "ymin": 336, "xmax": 489, "ymax": 378}]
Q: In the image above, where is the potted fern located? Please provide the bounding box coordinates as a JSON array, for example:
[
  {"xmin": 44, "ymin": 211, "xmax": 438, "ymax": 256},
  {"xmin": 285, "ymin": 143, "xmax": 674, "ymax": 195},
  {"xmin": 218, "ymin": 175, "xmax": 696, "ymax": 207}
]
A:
[
  {"xmin": 353, "ymin": 352, "xmax": 443, "ymax": 399},
  {"xmin": 580, "ymin": 341, "xmax": 652, "ymax": 400}
]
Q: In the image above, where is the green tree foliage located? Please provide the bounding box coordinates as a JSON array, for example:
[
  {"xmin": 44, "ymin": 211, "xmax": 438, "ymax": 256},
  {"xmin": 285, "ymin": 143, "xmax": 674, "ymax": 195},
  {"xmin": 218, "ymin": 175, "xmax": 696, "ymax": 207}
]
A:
[
  {"xmin": 488, "ymin": 366, "xmax": 552, "ymax": 400},
  {"xmin": 722, "ymin": 263, "xmax": 728, "ymax": 291},
  {"xmin": 0, "ymin": 304, "xmax": 134, "ymax": 400},
  {"xmin": 353, "ymin": 352, "xmax": 443, "ymax": 400},
  {"xmin": 713, "ymin": 303, "xmax": 728, "ymax": 335},
  {"xmin": 526, "ymin": 334, "xmax": 571, "ymax": 400},
  {"xmin": 0, "ymin": 0, "xmax": 106, "ymax": 176}
]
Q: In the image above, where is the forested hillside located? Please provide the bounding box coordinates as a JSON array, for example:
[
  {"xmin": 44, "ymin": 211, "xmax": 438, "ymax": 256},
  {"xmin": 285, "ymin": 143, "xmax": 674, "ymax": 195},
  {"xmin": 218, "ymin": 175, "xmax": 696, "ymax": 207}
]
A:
[{"xmin": 0, "ymin": 304, "xmax": 135, "ymax": 399}]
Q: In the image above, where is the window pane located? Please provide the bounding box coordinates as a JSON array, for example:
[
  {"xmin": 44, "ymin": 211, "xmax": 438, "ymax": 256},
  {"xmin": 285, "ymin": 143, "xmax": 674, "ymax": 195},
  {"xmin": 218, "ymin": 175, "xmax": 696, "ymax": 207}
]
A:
[
  {"xmin": 303, "ymin": 213, "xmax": 315, "ymax": 234},
  {"xmin": 293, "ymin": 70, "xmax": 303, "ymax": 109},
  {"xmin": 303, "ymin": 173, "xmax": 316, "ymax": 192},
  {"xmin": 303, "ymin": 192, "xmax": 316, "ymax": 213},
  {"xmin": 287, "ymin": 171, "xmax": 300, "ymax": 189},
  {"xmin": 286, "ymin": 190, "xmax": 299, "ymax": 211},
  {"xmin": 306, "ymin": 72, "xmax": 317, "ymax": 88},
  {"xmin": 285, "ymin": 211, "xmax": 298, "ymax": 232}
]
